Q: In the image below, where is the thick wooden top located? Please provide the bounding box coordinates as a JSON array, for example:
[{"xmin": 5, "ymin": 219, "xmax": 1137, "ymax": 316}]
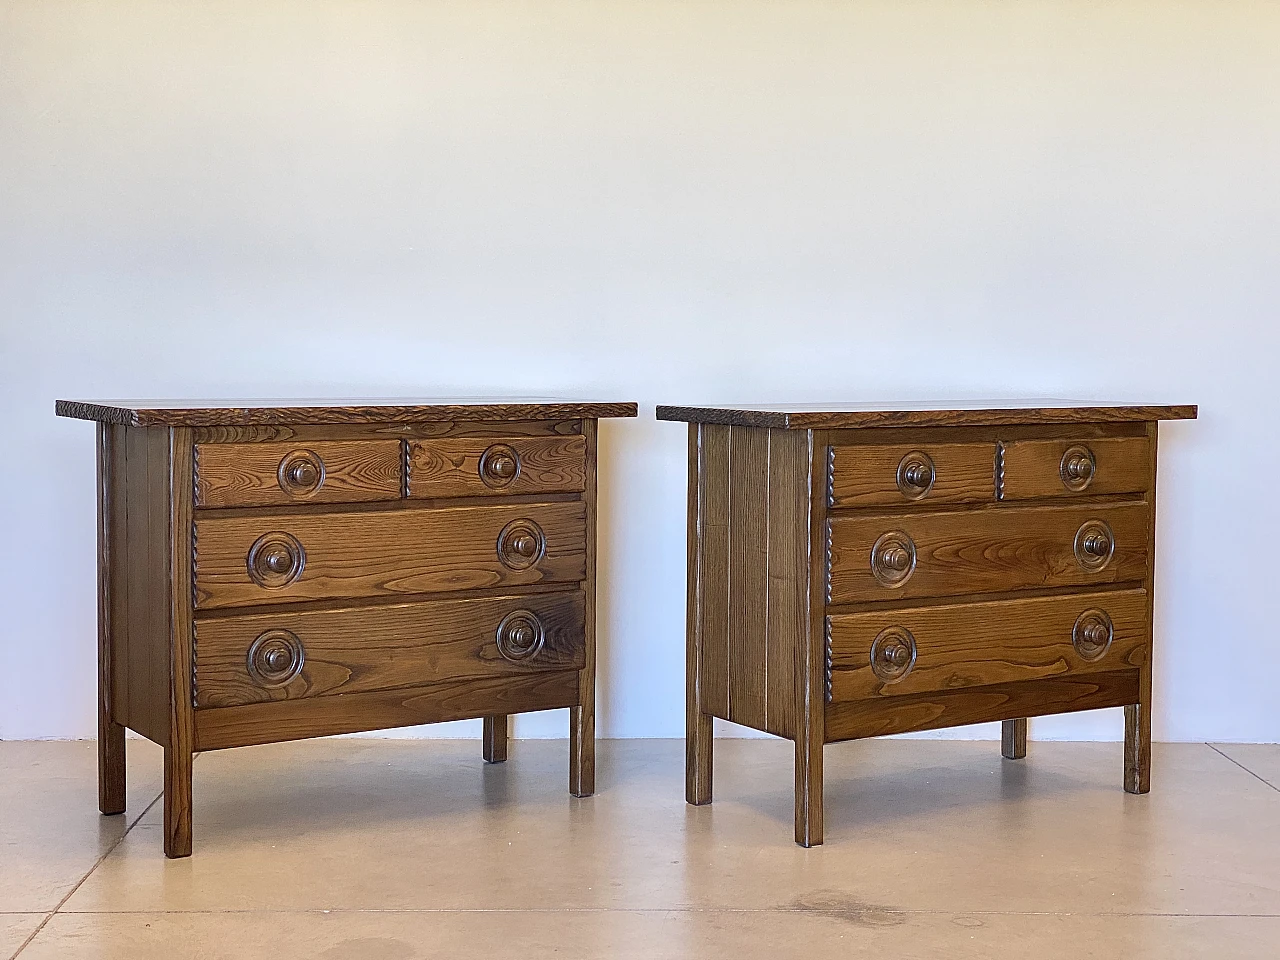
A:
[
  {"xmin": 656, "ymin": 400, "xmax": 1197, "ymax": 430},
  {"xmin": 56, "ymin": 398, "xmax": 638, "ymax": 427}
]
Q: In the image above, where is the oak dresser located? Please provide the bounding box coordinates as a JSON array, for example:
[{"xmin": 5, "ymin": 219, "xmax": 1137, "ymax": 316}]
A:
[
  {"xmin": 657, "ymin": 401, "xmax": 1196, "ymax": 846},
  {"xmin": 57, "ymin": 398, "xmax": 637, "ymax": 857}
]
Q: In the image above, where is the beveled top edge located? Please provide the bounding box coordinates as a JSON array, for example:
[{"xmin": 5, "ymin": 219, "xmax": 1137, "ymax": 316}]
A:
[
  {"xmin": 56, "ymin": 398, "xmax": 639, "ymax": 427},
  {"xmin": 655, "ymin": 401, "xmax": 1198, "ymax": 429}
]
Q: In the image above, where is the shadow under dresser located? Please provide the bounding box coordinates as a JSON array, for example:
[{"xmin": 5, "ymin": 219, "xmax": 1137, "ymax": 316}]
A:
[{"xmin": 56, "ymin": 398, "xmax": 637, "ymax": 857}]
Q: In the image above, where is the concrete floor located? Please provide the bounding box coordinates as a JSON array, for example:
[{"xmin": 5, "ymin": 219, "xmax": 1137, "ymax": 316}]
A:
[{"xmin": 1, "ymin": 737, "xmax": 1278, "ymax": 959}]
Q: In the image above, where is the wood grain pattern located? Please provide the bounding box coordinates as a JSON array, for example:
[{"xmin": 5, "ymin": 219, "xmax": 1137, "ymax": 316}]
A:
[
  {"xmin": 194, "ymin": 501, "xmax": 588, "ymax": 609},
  {"xmin": 1126, "ymin": 422, "xmax": 1160, "ymax": 794},
  {"xmin": 407, "ymin": 435, "xmax": 586, "ymax": 499},
  {"xmin": 828, "ymin": 441, "xmax": 996, "ymax": 508},
  {"xmin": 1000, "ymin": 435, "xmax": 1152, "ymax": 500},
  {"xmin": 193, "ymin": 672, "xmax": 581, "ymax": 751},
  {"xmin": 796, "ymin": 429, "xmax": 826, "ymax": 848},
  {"xmin": 686, "ymin": 424, "xmax": 714, "ymax": 805},
  {"xmin": 195, "ymin": 440, "xmax": 401, "ymax": 507},
  {"xmin": 1002, "ymin": 718, "xmax": 1027, "ymax": 759},
  {"xmin": 826, "ymin": 502, "xmax": 1150, "ymax": 604},
  {"xmin": 165, "ymin": 427, "xmax": 195, "ymax": 859},
  {"xmin": 826, "ymin": 589, "xmax": 1149, "ymax": 701},
  {"xmin": 825, "ymin": 671, "xmax": 1140, "ymax": 742},
  {"xmin": 96, "ymin": 423, "xmax": 126, "ymax": 815},
  {"xmin": 727, "ymin": 426, "xmax": 770, "ymax": 729},
  {"xmin": 657, "ymin": 403, "xmax": 1197, "ymax": 430},
  {"xmin": 58, "ymin": 399, "xmax": 638, "ymax": 427},
  {"xmin": 482, "ymin": 716, "xmax": 508, "ymax": 763},
  {"xmin": 569, "ymin": 420, "xmax": 598, "ymax": 798},
  {"xmin": 696, "ymin": 425, "xmax": 731, "ymax": 719},
  {"xmin": 766, "ymin": 429, "xmax": 807, "ymax": 738},
  {"xmin": 194, "ymin": 592, "xmax": 586, "ymax": 707},
  {"xmin": 191, "ymin": 420, "xmax": 583, "ymax": 444}
]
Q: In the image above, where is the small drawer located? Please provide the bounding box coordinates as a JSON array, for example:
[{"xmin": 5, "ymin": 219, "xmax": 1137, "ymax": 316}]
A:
[
  {"xmin": 193, "ymin": 591, "xmax": 586, "ymax": 708},
  {"xmin": 999, "ymin": 436, "xmax": 1151, "ymax": 500},
  {"xmin": 825, "ymin": 589, "xmax": 1148, "ymax": 701},
  {"xmin": 406, "ymin": 436, "xmax": 586, "ymax": 499},
  {"xmin": 193, "ymin": 501, "xmax": 588, "ymax": 609},
  {"xmin": 195, "ymin": 441, "xmax": 401, "ymax": 508},
  {"xmin": 828, "ymin": 442, "xmax": 996, "ymax": 507},
  {"xmin": 826, "ymin": 502, "xmax": 1149, "ymax": 604}
]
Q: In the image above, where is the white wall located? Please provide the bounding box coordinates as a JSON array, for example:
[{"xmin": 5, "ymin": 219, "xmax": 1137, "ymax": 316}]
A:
[{"xmin": 1, "ymin": 0, "xmax": 1276, "ymax": 743}]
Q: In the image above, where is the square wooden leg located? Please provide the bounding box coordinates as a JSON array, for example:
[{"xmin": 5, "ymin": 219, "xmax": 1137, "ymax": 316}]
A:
[
  {"xmin": 1124, "ymin": 701, "xmax": 1151, "ymax": 794},
  {"xmin": 98, "ymin": 718, "xmax": 126, "ymax": 816},
  {"xmin": 794, "ymin": 735, "xmax": 823, "ymax": 847},
  {"xmin": 569, "ymin": 704, "xmax": 594, "ymax": 798},
  {"xmin": 163, "ymin": 746, "xmax": 193, "ymax": 859},
  {"xmin": 686, "ymin": 708, "xmax": 713, "ymax": 806},
  {"xmin": 482, "ymin": 715, "xmax": 508, "ymax": 763},
  {"xmin": 1002, "ymin": 718, "xmax": 1028, "ymax": 760}
]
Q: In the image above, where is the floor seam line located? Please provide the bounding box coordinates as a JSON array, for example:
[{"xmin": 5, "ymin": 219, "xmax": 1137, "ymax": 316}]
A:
[
  {"xmin": 1207, "ymin": 743, "xmax": 1280, "ymax": 793},
  {"xmin": 39, "ymin": 908, "xmax": 1280, "ymax": 918}
]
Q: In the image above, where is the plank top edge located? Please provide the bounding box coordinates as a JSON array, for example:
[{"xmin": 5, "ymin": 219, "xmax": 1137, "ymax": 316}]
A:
[{"xmin": 655, "ymin": 402, "xmax": 1197, "ymax": 429}]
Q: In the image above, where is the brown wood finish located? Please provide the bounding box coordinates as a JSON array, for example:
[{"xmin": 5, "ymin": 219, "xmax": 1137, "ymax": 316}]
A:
[
  {"xmin": 407, "ymin": 435, "xmax": 587, "ymax": 499},
  {"xmin": 828, "ymin": 441, "xmax": 997, "ymax": 508},
  {"xmin": 482, "ymin": 716, "xmax": 508, "ymax": 763},
  {"xmin": 191, "ymin": 419, "xmax": 583, "ymax": 444},
  {"xmin": 1000, "ymin": 435, "xmax": 1152, "ymax": 500},
  {"xmin": 826, "ymin": 589, "xmax": 1149, "ymax": 701},
  {"xmin": 795, "ymin": 429, "xmax": 827, "ymax": 848},
  {"xmin": 195, "ymin": 440, "xmax": 401, "ymax": 507},
  {"xmin": 96, "ymin": 424, "xmax": 126, "ymax": 816},
  {"xmin": 1126, "ymin": 422, "xmax": 1159, "ymax": 794},
  {"xmin": 826, "ymin": 502, "xmax": 1150, "ymax": 604},
  {"xmin": 194, "ymin": 501, "xmax": 588, "ymax": 609},
  {"xmin": 685, "ymin": 424, "xmax": 714, "ymax": 806},
  {"xmin": 165, "ymin": 428, "xmax": 195, "ymax": 859},
  {"xmin": 1001, "ymin": 719, "xmax": 1027, "ymax": 760},
  {"xmin": 569, "ymin": 420, "xmax": 599, "ymax": 798},
  {"xmin": 194, "ymin": 592, "xmax": 586, "ymax": 707}
]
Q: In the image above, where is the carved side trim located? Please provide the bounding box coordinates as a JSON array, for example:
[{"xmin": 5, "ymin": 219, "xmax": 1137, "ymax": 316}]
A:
[
  {"xmin": 824, "ymin": 619, "xmax": 834, "ymax": 702},
  {"xmin": 995, "ymin": 441, "xmax": 1006, "ymax": 500},
  {"xmin": 826, "ymin": 445, "xmax": 836, "ymax": 507},
  {"xmin": 400, "ymin": 439, "xmax": 411, "ymax": 499}
]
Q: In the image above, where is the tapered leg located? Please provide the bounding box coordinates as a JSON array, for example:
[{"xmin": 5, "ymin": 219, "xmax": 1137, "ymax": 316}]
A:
[
  {"xmin": 794, "ymin": 735, "xmax": 823, "ymax": 847},
  {"xmin": 163, "ymin": 746, "xmax": 192, "ymax": 858},
  {"xmin": 96, "ymin": 423, "xmax": 126, "ymax": 816},
  {"xmin": 1124, "ymin": 702, "xmax": 1151, "ymax": 793},
  {"xmin": 482, "ymin": 715, "xmax": 508, "ymax": 763},
  {"xmin": 1002, "ymin": 719, "xmax": 1027, "ymax": 760}
]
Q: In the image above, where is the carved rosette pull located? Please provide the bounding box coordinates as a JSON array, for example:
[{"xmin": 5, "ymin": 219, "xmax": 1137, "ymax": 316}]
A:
[
  {"xmin": 497, "ymin": 518, "xmax": 545, "ymax": 570},
  {"xmin": 1074, "ymin": 519, "xmax": 1115, "ymax": 572},
  {"xmin": 1060, "ymin": 445, "xmax": 1097, "ymax": 492},
  {"xmin": 896, "ymin": 451, "xmax": 936, "ymax": 500},
  {"xmin": 247, "ymin": 629, "xmax": 306, "ymax": 686},
  {"xmin": 278, "ymin": 449, "xmax": 325, "ymax": 497},
  {"xmin": 247, "ymin": 531, "xmax": 306, "ymax": 588},
  {"xmin": 870, "ymin": 530, "xmax": 917, "ymax": 588},
  {"xmin": 496, "ymin": 609, "xmax": 546, "ymax": 662},
  {"xmin": 479, "ymin": 444, "xmax": 521, "ymax": 488},
  {"xmin": 870, "ymin": 626, "xmax": 917, "ymax": 683},
  {"xmin": 1072, "ymin": 608, "xmax": 1114, "ymax": 662}
]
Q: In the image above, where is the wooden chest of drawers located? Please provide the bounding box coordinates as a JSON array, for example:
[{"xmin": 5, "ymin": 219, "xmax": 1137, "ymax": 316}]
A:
[
  {"xmin": 57, "ymin": 399, "xmax": 636, "ymax": 857},
  {"xmin": 657, "ymin": 401, "xmax": 1196, "ymax": 846}
]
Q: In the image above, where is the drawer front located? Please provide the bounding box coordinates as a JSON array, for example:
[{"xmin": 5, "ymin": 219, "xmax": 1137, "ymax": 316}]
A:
[
  {"xmin": 1000, "ymin": 436, "xmax": 1151, "ymax": 500},
  {"xmin": 829, "ymin": 442, "xmax": 996, "ymax": 507},
  {"xmin": 826, "ymin": 589, "xmax": 1148, "ymax": 701},
  {"xmin": 195, "ymin": 441, "xmax": 402, "ymax": 508},
  {"xmin": 827, "ymin": 502, "xmax": 1149, "ymax": 603},
  {"xmin": 407, "ymin": 436, "xmax": 586, "ymax": 498},
  {"xmin": 194, "ymin": 591, "xmax": 586, "ymax": 708},
  {"xmin": 194, "ymin": 501, "xmax": 588, "ymax": 609}
]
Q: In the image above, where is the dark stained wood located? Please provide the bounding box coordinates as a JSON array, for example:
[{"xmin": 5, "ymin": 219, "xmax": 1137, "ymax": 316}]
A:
[
  {"xmin": 826, "ymin": 589, "xmax": 1149, "ymax": 701},
  {"xmin": 194, "ymin": 592, "xmax": 586, "ymax": 707},
  {"xmin": 194, "ymin": 672, "xmax": 581, "ymax": 751},
  {"xmin": 569, "ymin": 420, "xmax": 598, "ymax": 798},
  {"xmin": 656, "ymin": 402, "xmax": 1197, "ymax": 430},
  {"xmin": 685, "ymin": 424, "xmax": 714, "ymax": 805},
  {"xmin": 191, "ymin": 420, "xmax": 583, "ymax": 444},
  {"xmin": 194, "ymin": 501, "xmax": 588, "ymax": 609},
  {"xmin": 825, "ymin": 671, "xmax": 1141, "ymax": 742},
  {"xmin": 482, "ymin": 716, "xmax": 508, "ymax": 763},
  {"xmin": 1126, "ymin": 422, "xmax": 1160, "ymax": 794},
  {"xmin": 795, "ymin": 429, "xmax": 826, "ymax": 848},
  {"xmin": 165, "ymin": 427, "xmax": 195, "ymax": 859},
  {"xmin": 195, "ymin": 440, "xmax": 401, "ymax": 508},
  {"xmin": 765, "ymin": 429, "xmax": 807, "ymax": 738},
  {"xmin": 727, "ymin": 426, "xmax": 770, "ymax": 729},
  {"xmin": 1001, "ymin": 719, "xmax": 1027, "ymax": 760},
  {"xmin": 407, "ymin": 435, "xmax": 586, "ymax": 499},
  {"xmin": 697, "ymin": 425, "xmax": 731, "ymax": 720},
  {"xmin": 828, "ymin": 441, "xmax": 997, "ymax": 508},
  {"xmin": 826, "ymin": 502, "xmax": 1150, "ymax": 604},
  {"xmin": 97, "ymin": 424, "xmax": 126, "ymax": 816},
  {"xmin": 1000, "ymin": 435, "xmax": 1152, "ymax": 500},
  {"xmin": 58, "ymin": 398, "xmax": 638, "ymax": 427}
]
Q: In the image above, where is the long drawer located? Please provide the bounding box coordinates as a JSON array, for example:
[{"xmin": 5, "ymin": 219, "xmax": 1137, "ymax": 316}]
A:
[
  {"xmin": 826, "ymin": 589, "xmax": 1148, "ymax": 702},
  {"xmin": 194, "ymin": 501, "xmax": 588, "ymax": 609},
  {"xmin": 826, "ymin": 502, "xmax": 1149, "ymax": 603},
  {"xmin": 194, "ymin": 591, "xmax": 586, "ymax": 708}
]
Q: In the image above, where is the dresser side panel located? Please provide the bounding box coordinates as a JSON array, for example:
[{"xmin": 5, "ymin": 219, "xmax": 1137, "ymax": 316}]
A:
[
  {"xmin": 106, "ymin": 424, "xmax": 131, "ymax": 726},
  {"xmin": 696, "ymin": 425, "xmax": 731, "ymax": 719},
  {"xmin": 762, "ymin": 428, "xmax": 809, "ymax": 738},
  {"xmin": 726, "ymin": 426, "xmax": 770, "ymax": 729}
]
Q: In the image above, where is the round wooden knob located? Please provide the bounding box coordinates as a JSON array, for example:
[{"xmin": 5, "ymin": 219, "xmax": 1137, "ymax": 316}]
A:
[
  {"xmin": 1072, "ymin": 608, "xmax": 1113, "ymax": 662},
  {"xmin": 870, "ymin": 626, "xmax": 917, "ymax": 683},
  {"xmin": 1074, "ymin": 520, "xmax": 1115, "ymax": 572},
  {"xmin": 278, "ymin": 449, "xmax": 325, "ymax": 497},
  {"xmin": 479, "ymin": 444, "xmax": 521, "ymax": 488},
  {"xmin": 497, "ymin": 519, "xmax": 545, "ymax": 570},
  {"xmin": 247, "ymin": 629, "xmax": 305, "ymax": 686},
  {"xmin": 896, "ymin": 451, "xmax": 936, "ymax": 500},
  {"xmin": 1060, "ymin": 445, "xmax": 1096, "ymax": 492},
  {"xmin": 247, "ymin": 531, "xmax": 306, "ymax": 588},
  {"xmin": 496, "ymin": 610, "xmax": 546, "ymax": 662},
  {"xmin": 870, "ymin": 531, "xmax": 917, "ymax": 588}
]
